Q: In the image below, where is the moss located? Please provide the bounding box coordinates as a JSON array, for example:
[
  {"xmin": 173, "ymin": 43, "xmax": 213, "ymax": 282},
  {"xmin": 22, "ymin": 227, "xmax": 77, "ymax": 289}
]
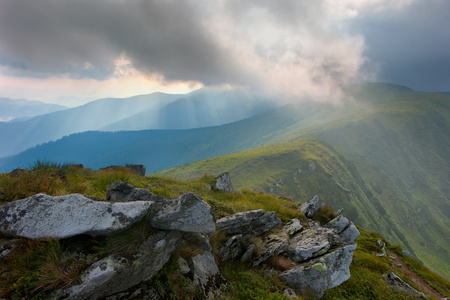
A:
[{"xmin": 312, "ymin": 263, "xmax": 327, "ymax": 272}]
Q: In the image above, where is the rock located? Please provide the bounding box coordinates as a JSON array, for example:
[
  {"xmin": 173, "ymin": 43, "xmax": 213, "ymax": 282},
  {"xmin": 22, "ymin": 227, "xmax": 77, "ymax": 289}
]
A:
[
  {"xmin": 282, "ymin": 244, "xmax": 357, "ymax": 298},
  {"xmin": 54, "ymin": 230, "xmax": 182, "ymax": 300},
  {"xmin": 339, "ymin": 222, "xmax": 360, "ymax": 244},
  {"xmin": 219, "ymin": 234, "xmax": 243, "ymax": 262},
  {"xmin": 150, "ymin": 192, "xmax": 216, "ymax": 235},
  {"xmin": 299, "ymin": 195, "xmax": 320, "ymax": 218},
  {"xmin": 189, "ymin": 251, "xmax": 226, "ymax": 299},
  {"xmin": 0, "ymin": 193, "xmax": 154, "ymax": 240},
  {"xmin": 10, "ymin": 168, "xmax": 25, "ymax": 178},
  {"xmin": 0, "ymin": 187, "xmax": 4, "ymax": 196},
  {"xmin": 182, "ymin": 232, "xmax": 212, "ymax": 251},
  {"xmin": 216, "ymin": 209, "xmax": 281, "ymax": 238},
  {"xmin": 323, "ymin": 215, "xmax": 349, "ymax": 233},
  {"xmin": 215, "ymin": 172, "xmax": 234, "ymax": 193},
  {"xmin": 382, "ymin": 272, "xmax": 429, "ymax": 299},
  {"xmin": 336, "ymin": 208, "xmax": 344, "ymax": 215},
  {"xmin": 280, "ymin": 219, "xmax": 303, "ymax": 236},
  {"xmin": 240, "ymin": 243, "xmax": 258, "ymax": 262},
  {"xmin": 125, "ymin": 164, "xmax": 146, "ymax": 176},
  {"xmin": 287, "ymin": 227, "xmax": 338, "ymax": 263},
  {"xmin": 253, "ymin": 234, "xmax": 289, "ymax": 266},
  {"xmin": 178, "ymin": 257, "xmax": 191, "ymax": 275},
  {"xmin": 282, "ymin": 288, "xmax": 299, "ymax": 299},
  {"xmin": 106, "ymin": 180, "xmax": 161, "ymax": 202}
]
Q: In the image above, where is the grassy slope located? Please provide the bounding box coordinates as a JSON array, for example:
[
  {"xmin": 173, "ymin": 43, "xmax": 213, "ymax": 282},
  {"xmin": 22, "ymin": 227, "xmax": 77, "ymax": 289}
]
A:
[
  {"xmin": 1, "ymin": 166, "xmax": 449, "ymax": 299},
  {"xmin": 156, "ymin": 84, "xmax": 450, "ymax": 279}
]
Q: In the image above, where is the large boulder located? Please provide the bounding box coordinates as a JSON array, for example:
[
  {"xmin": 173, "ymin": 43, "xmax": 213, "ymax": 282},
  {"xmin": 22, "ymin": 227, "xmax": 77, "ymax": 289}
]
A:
[
  {"xmin": 216, "ymin": 209, "xmax": 281, "ymax": 238},
  {"xmin": 0, "ymin": 193, "xmax": 154, "ymax": 240},
  {"xmin": 125, "ymin": 164, "xmax": 146, "ymax": 176},
  {"xmin": 323, "ymin": 215, "xmax": 349, "ymax": 233},
  {"xmin": 215, "ymin": 172, "xmax": 234, "ymax": 193},
  {"xmin": 282, "ymin": 244, "xmax": 357, "ymax": 299},
  {"xmin": 287, "ymin": 227, "xmax": 339, "ymax": 263},
  {"xmin": 149, "ymin": 192, "xmax": 216, "ymax": 235},
  {"xmin": 53, "ymin": 230, "xmax": 182, "ymax": 300},
  {"xmin": 299, "ymin": 195, "xmax": 320, "ymax": 218}
]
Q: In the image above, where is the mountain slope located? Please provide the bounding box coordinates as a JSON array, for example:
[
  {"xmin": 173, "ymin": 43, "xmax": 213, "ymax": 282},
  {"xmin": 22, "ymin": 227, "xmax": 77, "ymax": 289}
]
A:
[
  {"xmin": 0, "ymin": 97, "xmax": 67, "ymax": 122},
  {"xmin": 0, "ymin": 88, "xmax": 277, "ymax": 157},
  {"xmin": 0, "ymin": 83, "xmax": 448, "ymax": 278}
]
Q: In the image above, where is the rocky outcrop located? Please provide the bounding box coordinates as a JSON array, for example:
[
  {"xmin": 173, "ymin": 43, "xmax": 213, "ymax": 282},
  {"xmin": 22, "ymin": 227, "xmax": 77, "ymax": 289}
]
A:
[
  {"xmin": 215, "ymin": 172, "xmax": 234, "ymax": 192},
  {"xmin": 382, "ymin": 272, "xmax": 428, "ymax": 299},
  {"xmin": 99, "ymin": 164, "xmax": 146, "ymax": 176},
  {"xmin": 299, "ymin": 195, "xmax": 320, "ymax": 218},
  {"xmin": 0, "ymin": 193, "xmax": 154, "ymax": 239},
  {"xmin": 149, "ymin": 192, "xmax": 216, "ymax": 235},
  {"xmin": 281, "ymin": 244, "xmax": 357, "ymax": 298},
  {"xmin": 53, "ymin": 230, "xmax": 182, "ymax": 300},
  {"xmin": 288, "ymin": 227, "xmax": 339, "ymax": 263},
  {"xmin": 216, "ymin": 209, "xmax": 281, "ymax": 238}
]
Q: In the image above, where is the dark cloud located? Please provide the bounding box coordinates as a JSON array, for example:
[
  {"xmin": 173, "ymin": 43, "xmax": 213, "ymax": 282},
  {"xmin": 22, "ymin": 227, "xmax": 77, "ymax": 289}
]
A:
[
  {"xmin": 0, "ymin": 0, "xmax": 240, "ymax": 83},
  {"xmin": 353, "ymin": 0, "xmax": 450, "ymax": 91}
]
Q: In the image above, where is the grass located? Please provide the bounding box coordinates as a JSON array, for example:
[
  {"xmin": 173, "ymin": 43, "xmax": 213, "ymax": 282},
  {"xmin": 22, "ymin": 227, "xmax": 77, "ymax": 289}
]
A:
[{"xmin": 1, "ymin": 163, "xmax": 449, "ymax": 299}]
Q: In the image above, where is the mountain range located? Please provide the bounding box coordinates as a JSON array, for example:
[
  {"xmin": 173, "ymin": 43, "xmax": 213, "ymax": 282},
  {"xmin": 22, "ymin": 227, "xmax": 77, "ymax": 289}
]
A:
[
  {"xmin": 0, "ymin": 97, "xmax": 67, "ymax": 122},
  {"xmin": 0, "ymin": 87, "xmax": 276, "ymax": 157},
  {"xmin": 0, "ymin": 83, "xmax": 448, "ymax": 279}
]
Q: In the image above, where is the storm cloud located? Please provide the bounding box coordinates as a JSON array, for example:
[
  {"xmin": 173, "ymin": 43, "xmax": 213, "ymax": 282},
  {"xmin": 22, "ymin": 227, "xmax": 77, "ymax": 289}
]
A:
[{"xmin": 0, "ymin": 0, "xmax": 448, "ymax": 104}]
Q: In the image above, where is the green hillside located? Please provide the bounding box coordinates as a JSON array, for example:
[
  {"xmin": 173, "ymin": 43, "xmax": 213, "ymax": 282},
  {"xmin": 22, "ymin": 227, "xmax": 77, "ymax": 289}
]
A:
[
  {"xmin": 1, "ymin": 165, "xmax": 449, "ymax": 299},
  {"xmin": 155, "ymin": 84, "xmax": 450, "ymax": 279}
]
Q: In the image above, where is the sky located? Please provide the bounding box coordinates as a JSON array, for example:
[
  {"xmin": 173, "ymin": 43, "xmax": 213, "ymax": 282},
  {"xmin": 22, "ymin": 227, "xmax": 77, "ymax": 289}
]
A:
[{"xmin": 0, "ymin": 0, "xmax": 449, "ymax": 107}]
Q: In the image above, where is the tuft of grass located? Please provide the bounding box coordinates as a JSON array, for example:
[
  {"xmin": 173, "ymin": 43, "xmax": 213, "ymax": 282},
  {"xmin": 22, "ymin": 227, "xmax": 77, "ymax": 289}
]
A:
[{"xmin": 311, "ymin": 205, "xmax": 336, "ymax": 225}]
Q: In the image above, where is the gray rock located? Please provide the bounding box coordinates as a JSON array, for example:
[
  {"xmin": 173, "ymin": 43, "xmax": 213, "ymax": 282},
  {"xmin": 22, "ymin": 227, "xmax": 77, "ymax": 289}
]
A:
[
  {"xmin": 287, "ymin": 227, "xmax": 338, "ymax": 263},
  {"xmin": 339, "ymin": 222, "xmax": 360, "ymax": 244},
  {"xmin": 323, "ymin": 215, "xmax": 349, "ymax": 234},
  {"xmin": 182, "ymin": 232, "xmax": 212, "ymax": 251},
  {"xmin": 282, "ymin": 244, "xmax": 357, "ymax": 298},
  {"xmin": 150, "ymin": 192, "xmax": 216, "ymax": 235},
  {"xmin": 299, "ymin": 195, "xmax": 320, "ymax": 218},
  {"xmin": 253, "ymin": 234, "xmax": 289, "ymax": 266},
  {"xmin": 125, "ymin": 164, "xmax": 146, "ymax": 176},
  {"xmin": 219, "ymin": 234, "xmax": 243, "ymax": 262},
  {"xmin": 382, "ymin": 272, "xmax": 428, "ymax": 299},
  {"xmin": 178, "ymin": 257, "xmax": 191, "ymax": 275},
  {"xmin": 280, "ymin": 219, "xmax": 303, "ymax": 236},
  {"xmin": 54, "ymin": 230, "xmax": 182, "ymax": 300},
  {"xmin": 189, "ymin": 251, "xmax": 225, "ymax": 300},
  {"xmin": 0, "ymin": 193, "xmax": 154, "ymax": 240},
  {"xmin": 240, "ymin": 243, "xmax": 258, "ymax": 263},
  {"xmin": 216, "ymin": 209, "xmax": 281, "ymax": 238},
  {"xmin": 215, "ymin": 172, "xmax": 234, "ymax": 193},
  {"xmin": 282, "ymin": 288, "xmax": 298, "ymax": 299},
  {"xmin": 106, "ymin": 180, "xmax": 161, "ymax": 202}
]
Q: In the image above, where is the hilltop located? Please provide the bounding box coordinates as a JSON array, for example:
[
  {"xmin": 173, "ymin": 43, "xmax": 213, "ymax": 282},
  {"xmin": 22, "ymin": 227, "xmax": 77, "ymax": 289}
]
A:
[{"xmin": 0, "ymin": 164, "xmax": 449, "ymax": 299}]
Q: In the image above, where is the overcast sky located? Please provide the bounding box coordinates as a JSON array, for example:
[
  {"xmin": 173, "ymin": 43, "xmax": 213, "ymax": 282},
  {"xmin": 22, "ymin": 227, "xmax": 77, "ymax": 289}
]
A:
[{"xmin": 0, "ymin": 0, "xmax": 449, "ymax": 106}]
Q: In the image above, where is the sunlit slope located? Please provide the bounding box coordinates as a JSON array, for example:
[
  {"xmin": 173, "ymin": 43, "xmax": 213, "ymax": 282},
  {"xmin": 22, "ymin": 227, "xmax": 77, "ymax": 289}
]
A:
[
  {"xmin": 279, "ymin": 84, "xmax": 450, "ymax": 278},
  {"xmin": 154, "ymin": 138, "xmax": 412, "ymax": 254}
]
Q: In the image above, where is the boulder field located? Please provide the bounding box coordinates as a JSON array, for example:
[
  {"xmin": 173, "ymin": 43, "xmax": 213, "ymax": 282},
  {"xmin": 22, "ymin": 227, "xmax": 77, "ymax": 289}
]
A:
[{"xmin": 0, "ymin": 180, "xmax": 360, "ymax": 299}]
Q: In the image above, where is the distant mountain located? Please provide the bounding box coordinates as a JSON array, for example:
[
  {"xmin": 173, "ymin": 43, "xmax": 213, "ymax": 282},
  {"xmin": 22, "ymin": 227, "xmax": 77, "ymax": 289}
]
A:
[
  {"xmin": 0, "ymin": 97, "xmax": 67, "ymax": 122},
  {"xmin": 0, "ymin": 88, "xmax": 276, "ymax": 157},
  {"xmin": 101, "ymin": 87, "xmax": 276, "ymax": 131},
  {"xmin": 0, "ymin": 83, "xmax": 449, "ymax": 279}
]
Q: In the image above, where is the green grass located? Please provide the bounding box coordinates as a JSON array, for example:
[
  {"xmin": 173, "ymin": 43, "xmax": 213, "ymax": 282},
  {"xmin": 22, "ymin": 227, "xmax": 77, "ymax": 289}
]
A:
[{"xmin": 1, "ymin": 164, "xmax": 449, "ymax": 299}]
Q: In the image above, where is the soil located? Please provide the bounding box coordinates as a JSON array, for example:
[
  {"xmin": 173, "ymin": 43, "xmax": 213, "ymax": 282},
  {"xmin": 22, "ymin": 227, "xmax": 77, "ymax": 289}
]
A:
[{"xmin": 387, "ymin": 250, "xmax": 443, "ymax": 299}]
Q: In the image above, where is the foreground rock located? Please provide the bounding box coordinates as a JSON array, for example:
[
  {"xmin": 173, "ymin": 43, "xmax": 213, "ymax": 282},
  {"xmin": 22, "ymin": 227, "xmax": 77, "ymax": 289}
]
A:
[
  {"xmin": 150, "ymin": 192, "xmax": 216, "ymax": 235},
  {"xmin": 0, "ymin": 193, "xmax": 153, "ymax": 239},
  {"xmin": 298, "ymin": 195, "xmax": 320, "ymax": 218},
  {"xmin": 53, "ymin": 230, "xmax": 182, "ymax": 300},
  {"xmin": 188, "ymin": 251, "xmax": 226, "ymax": 299},
  {"xmin": 282, "ymin": 244, "xmax": 357, "ymax": 299},
  {"xmin": 216, "ymin": 209, "xmax": 281, "ymax": 238},
  {"xmin": 215, "ymin": 172, "xmax": 234, "ymax": 193}
]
